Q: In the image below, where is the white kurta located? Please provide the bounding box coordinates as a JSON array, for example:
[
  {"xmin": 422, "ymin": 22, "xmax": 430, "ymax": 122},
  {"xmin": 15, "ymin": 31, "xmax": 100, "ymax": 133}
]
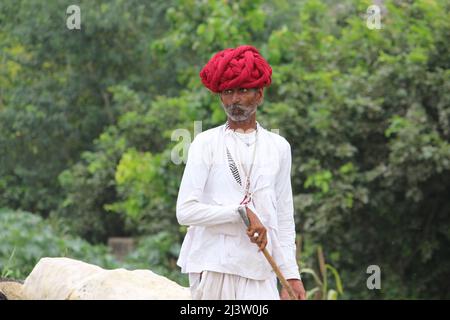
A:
[
  {"xmin": 232, "ymin": 130, "xmax": 257, "ymax": 180},
  {"xmin": 176, "ymin": 121, "xmax": 300, "ymax": 293}
]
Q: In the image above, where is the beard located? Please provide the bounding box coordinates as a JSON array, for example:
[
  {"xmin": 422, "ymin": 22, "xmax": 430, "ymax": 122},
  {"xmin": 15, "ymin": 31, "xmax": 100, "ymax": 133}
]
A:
[{"xmin": 222, "ymin": 102, "xmax": 258, "ymax": 122}]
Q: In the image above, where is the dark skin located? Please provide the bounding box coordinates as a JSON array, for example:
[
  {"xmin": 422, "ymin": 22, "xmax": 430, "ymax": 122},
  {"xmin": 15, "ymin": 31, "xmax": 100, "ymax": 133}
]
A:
[{"xmin": 219, "ymin": 87, "xmax": 307, "ymax": 300}]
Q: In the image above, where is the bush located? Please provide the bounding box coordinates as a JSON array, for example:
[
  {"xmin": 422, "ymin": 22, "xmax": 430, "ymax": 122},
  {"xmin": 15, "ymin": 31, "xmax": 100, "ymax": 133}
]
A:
[
  {"xmin": 122, "ymin": 231, "xmax": 188, "ymax": 287},
  {"xmin": 0, "ymin": 208, "xmax": 119, "ymax": 279}
]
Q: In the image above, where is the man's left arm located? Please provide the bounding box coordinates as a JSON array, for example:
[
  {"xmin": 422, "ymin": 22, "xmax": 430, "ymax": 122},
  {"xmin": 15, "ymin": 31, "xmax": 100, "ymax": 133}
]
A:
[{"xmin": 275, "ymin": 141, "xmax": 306, "ymax": 300}]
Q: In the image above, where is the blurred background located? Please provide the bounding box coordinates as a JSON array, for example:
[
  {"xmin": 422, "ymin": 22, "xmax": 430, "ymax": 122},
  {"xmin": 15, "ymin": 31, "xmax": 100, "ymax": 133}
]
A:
[{"xmin": 0, "ymin": 0, "xmax": 449, "ymax": 299}]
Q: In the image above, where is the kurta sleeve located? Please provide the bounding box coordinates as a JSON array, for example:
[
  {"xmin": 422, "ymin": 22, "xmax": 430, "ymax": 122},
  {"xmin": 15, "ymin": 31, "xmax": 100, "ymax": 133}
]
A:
[
  {"xmin": 275, "ymin": 141, "xmax": 301, "ymax": 280},
  {"xmin": 176, "ymin": 134, "xmax": 241, "ymax": 227}
]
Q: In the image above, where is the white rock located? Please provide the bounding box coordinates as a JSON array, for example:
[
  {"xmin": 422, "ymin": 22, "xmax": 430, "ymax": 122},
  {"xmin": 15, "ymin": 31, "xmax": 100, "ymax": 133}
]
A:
[{"xmin": 22, "ymin": 257, "xmax": 191, "ymax": 300}]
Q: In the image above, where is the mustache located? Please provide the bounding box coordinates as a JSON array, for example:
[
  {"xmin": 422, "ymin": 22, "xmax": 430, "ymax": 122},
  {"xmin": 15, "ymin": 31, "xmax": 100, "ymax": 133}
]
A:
[
  {"xmin": 223, "ymin": 104, "xmax": 249, "ymax": 111},
  {"xmin": 221, "ymin": 102, "xmax": 258, "ymax": 121}
]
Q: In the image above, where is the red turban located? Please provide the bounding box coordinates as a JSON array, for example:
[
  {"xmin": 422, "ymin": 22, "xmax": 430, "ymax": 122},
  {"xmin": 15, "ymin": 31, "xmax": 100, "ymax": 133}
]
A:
[{"xmin": 199, "ymin": 45, "xmax": 272, "ymax": 93}]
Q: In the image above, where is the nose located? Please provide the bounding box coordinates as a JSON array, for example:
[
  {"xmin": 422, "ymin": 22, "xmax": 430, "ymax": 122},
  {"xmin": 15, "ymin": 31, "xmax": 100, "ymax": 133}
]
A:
[{"xmin": 231, "ymin": 91, "xmax": 241, "ymax": 104}]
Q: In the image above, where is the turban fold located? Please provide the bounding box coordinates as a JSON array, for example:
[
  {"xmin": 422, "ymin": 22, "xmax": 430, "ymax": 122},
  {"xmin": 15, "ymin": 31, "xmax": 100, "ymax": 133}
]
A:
[{"xmin": 199, "ymin": 45, "xmax": 272, "ymax": 93}]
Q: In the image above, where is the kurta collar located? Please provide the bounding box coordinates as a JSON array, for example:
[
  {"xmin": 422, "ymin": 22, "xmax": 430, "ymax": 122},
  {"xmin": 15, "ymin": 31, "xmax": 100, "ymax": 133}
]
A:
[{"xmin": 223, "ymin": 120, "xmax": 262, "ymax": 135}]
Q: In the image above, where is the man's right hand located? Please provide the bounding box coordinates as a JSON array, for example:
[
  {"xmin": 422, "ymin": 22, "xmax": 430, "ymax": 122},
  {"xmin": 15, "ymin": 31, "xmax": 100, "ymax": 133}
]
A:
[{"xmin": 245, "ymin": 207, "xmax": 267, "ymax": 251}]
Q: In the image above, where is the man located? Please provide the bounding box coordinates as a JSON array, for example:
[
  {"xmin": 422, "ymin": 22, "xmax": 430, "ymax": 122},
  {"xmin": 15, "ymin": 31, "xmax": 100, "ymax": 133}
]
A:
[{"xmin": 176, "ymin": 45, "xmax": 306, "ymax": 300}]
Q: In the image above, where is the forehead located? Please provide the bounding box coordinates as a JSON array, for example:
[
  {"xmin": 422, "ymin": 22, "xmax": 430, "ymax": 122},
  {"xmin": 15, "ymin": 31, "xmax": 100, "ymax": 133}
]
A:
[{"xmin": 222, "ymin": 87, "xmax": 256, "ymax": 91}]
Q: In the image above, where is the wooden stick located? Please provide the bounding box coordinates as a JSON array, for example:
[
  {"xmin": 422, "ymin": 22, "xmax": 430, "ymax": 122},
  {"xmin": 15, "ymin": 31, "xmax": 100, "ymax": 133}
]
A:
[
  {"xmin": 238, "ymin": 207, "xmax": 298, "ymax": 300},
  {"xmin": 261, "ymin": 247, "xmax": 298, "ymax": 300}
]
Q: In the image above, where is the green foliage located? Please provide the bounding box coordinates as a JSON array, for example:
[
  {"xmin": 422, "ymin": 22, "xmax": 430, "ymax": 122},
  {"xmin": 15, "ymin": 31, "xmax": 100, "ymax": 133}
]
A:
[
  {"xmin": 0, "ymin": 208, "xmax": 119, "ymax": 279},
  {"xmin": 297, "ymin": 236, "xmax": 344, "ymax": 300},
  {"xmin": 266, "ymin": 0, "xmax": 450, "ymax": 299},
  {"xmin": 53, "ymin": 86, "xmax": 194, "ymax": 241},
  {"xmin": 1, "ymin": 0, "xmax": 449, "ymax": 299},
  {"xmin": 0, "ymin": 0, "xmax": 173, "ymax": 215},
  {"xmin": 122, "ymin": 231, "xmax": 188, "ymax": 287}
]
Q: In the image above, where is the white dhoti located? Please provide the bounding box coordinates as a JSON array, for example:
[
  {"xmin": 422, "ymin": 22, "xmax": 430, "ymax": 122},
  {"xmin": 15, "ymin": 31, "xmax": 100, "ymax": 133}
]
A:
[{"xmin": 189, "ymin": 271, "xmax": 280, "ymax": 300}]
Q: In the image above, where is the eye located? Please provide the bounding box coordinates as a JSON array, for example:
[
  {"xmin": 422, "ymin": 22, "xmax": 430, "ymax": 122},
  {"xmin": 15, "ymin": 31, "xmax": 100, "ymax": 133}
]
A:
[
  {"xmin": 239, "ymin": 88, "xmax": 248, "ymax": 93},
  {"xmin": 223, "ymin": 89, "xmax": 232, "ymax": 95}
]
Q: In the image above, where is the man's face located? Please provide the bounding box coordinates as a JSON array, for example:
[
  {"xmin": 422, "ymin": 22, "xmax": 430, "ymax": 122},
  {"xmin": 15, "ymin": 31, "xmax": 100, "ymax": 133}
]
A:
[{"xmin": 220, "ymin": 87, "xmax": 263, "ymax": 122}]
